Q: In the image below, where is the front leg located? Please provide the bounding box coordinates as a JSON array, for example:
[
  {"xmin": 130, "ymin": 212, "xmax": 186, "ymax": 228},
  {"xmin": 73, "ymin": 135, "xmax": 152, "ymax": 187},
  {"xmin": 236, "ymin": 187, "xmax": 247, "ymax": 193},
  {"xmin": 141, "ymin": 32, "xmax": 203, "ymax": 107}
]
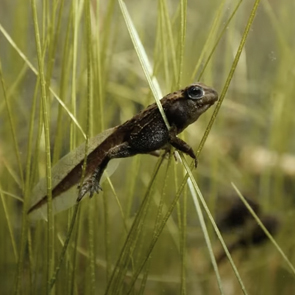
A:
[
  {"xmin": 168, "ymin": 129, "xmax": 198, "ymax": 167},
  {"xmin": 77, "ymin": 142, "xmax": 137, "ymax": 201}
]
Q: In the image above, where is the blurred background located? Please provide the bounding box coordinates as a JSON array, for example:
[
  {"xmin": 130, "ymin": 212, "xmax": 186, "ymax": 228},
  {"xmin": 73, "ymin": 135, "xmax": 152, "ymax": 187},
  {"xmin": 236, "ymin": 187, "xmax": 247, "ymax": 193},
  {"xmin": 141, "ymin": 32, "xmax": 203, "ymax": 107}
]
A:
[{"xmin": 0, "ymin": 0, "xmax": 295, "ymax": 294}]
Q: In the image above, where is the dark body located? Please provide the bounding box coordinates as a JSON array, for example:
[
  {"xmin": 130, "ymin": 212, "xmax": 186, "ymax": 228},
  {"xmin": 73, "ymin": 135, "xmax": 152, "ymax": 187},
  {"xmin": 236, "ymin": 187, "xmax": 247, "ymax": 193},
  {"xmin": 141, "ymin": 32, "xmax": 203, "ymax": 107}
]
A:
[{"xmin": 28, "ymin": 83, "xmax": 218, "ymax": 214}]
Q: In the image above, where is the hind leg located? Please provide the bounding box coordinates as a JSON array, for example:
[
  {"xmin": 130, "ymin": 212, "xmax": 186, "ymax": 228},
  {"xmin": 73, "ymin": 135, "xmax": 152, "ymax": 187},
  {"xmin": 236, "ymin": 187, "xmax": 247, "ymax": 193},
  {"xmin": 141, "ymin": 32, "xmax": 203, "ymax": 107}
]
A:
[{"xmin": 77, "ymin": 142, "xmax": 137, "ymax": 201}]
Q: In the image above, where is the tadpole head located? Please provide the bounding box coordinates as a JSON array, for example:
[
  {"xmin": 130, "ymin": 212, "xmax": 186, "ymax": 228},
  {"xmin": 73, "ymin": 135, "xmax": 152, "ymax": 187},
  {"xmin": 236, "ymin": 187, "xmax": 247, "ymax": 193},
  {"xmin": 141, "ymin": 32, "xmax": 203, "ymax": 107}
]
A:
[
  {"xmin": 185, "ymin": 83, "xmax": 218, "ymax": 118},
  {"xmin": 165, "ymin": 82, "xmax": 218, "ymax": 133}
]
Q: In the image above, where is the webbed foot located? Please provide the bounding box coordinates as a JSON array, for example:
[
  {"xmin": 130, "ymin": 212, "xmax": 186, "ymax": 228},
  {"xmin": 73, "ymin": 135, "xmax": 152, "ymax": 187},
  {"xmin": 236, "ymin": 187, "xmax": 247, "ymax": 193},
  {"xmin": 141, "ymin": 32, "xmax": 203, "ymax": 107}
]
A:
[{"xmin": 77, "ymin": 176, "xmax": 102, "ymax": 202}]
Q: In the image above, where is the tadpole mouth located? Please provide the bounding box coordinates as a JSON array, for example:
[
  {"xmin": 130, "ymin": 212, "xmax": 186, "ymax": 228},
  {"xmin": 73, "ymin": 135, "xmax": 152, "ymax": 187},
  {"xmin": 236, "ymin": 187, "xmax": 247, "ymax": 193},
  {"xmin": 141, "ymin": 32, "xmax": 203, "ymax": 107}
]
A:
[
  {"xmin": 208, "ymin": 88, "xmax": 218, "ymax": 103},
  {"xmin": 202, "ymin": 88, "xmax": 218, "ymax": 107},
  {"xmin": 197, "ymin": 88, "xmax": 218, "ymax": 108}
]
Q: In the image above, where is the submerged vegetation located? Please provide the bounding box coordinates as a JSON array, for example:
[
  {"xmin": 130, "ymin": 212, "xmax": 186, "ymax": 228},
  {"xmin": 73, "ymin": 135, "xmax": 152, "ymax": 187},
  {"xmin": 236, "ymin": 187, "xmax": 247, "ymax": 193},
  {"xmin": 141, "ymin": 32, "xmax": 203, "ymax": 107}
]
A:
[{"xmin": 1, "ymin": 0, "xmax": 295, "ymax": 294}]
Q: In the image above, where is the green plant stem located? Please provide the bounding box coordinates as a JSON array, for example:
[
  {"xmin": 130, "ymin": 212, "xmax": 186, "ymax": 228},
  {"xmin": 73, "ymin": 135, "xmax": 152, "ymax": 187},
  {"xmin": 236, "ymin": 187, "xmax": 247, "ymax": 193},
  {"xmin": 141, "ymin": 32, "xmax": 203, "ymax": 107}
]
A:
[
  {"xmin": 31, "ymin": 0, "xmax": 54, "ymax": 292},
  {"xmin": 197, "ymin": 0, "xmax": 262, "ymax": 156},
  {"xmin": 49, "ymin": 203, "xmax": 80, "ymax": 290},
  {"xmin": 0, "ymin": 59, "xmax": 24, "ymax": 189}
]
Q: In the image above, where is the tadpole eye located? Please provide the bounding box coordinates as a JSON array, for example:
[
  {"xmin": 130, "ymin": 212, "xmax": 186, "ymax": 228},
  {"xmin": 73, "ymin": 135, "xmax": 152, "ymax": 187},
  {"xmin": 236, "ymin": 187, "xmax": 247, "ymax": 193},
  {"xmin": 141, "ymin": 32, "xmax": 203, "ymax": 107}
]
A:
[{"xmin": 187, "ymin": 85, "xmax": 204, "ymax": 100}]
